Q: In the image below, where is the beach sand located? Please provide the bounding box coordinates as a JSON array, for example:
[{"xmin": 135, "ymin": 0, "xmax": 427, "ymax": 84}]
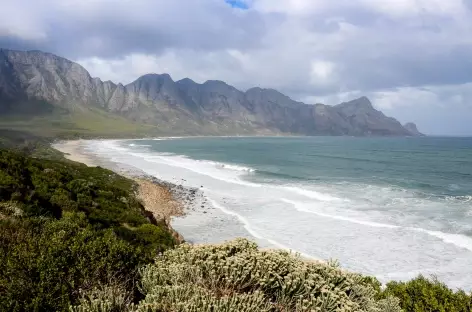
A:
[
  {"xmin": 55, "ymin": 140, "xmax": 98, "ymax": 167},
  {"xmin": 53, "ymin": 140, "xmax": 190, "ymax": 242}
]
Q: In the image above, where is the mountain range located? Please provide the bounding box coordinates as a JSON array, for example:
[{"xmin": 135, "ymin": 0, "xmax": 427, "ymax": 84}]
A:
[{"xmin": 0, "ymin": 49, "xmax": 422, "ymax": 137}]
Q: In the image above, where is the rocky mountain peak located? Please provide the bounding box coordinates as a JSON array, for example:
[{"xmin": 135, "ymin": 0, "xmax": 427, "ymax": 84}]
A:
[
  {"xmin": 404, "ymin": 122, "xmax": 424, "ymax": 136},
  {"xmin": 0, "ymin": 48, "xmax": 424, "ymax": 137},
  {"xmin": 203, "ymin": 79, "xmax": 228, "ymax": 86},
  {"xmin": 177, "ymin": 78, "xmax": 197, "ymax": 86},
  {"xmin": 337, "ymin": 96, "xmax": 374, "ymax": 110},
  {"xmin": 134, "ymin": 73, "xmax": 173, "ymax": 83},
  {"xmin": 202, "ymin": 80, "xmax": 236, "ymax": 92},
  {"xmin": 245, "ymin": 87, "xmax": 302, "ymax": 108}
]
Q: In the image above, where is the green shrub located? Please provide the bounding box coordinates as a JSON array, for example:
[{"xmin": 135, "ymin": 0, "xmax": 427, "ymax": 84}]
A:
[
  {"xmin": 134, "ymin": 224, "xmax": 175, "ymax": 251},
  {"xmin": 0, "ymin": 217, "xmax": 141, "ymax": 311},
  {"xmin": 380, "ymin": 275, "xmax": 471, "ymax": 312},
  {"xmin": 0, "ymin": 149, "xmax": 171, "ymax": 245},
  {"xmin": 69, "ymin": 283, "xmax": 135, "ymax": 312},
  {"xmin": 0, "ymin": 150, "xmax": 176, "ymax": 311},
  {"xmin": 137, "ymin": 286, "xmax": 270, "ymax": 312},
  {"xmin": 137, "ymin": 238, "xmax": 401, "ymax": 312}
]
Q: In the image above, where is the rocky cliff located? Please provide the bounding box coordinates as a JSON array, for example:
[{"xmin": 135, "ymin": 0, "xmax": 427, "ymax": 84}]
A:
[
  {"xmin": 403, "ymin": 122, "xmax": 424, "ymax": 136},
  {"xmin": 0, "ymin": 49, "xmax": 420, "ymax": 136}
]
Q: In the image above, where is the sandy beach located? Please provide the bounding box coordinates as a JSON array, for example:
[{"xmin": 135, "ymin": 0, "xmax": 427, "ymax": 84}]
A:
[
  {"xmin": 54, "ymin": 140, "xmax": 98, "ymax": 167},
  {"xmin": 53, "ymin": 140, "xmax": 194, "ymax": 242}
]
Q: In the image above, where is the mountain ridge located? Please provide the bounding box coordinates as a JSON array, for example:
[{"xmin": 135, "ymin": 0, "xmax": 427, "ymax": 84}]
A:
[
  {"xmin": 403, "ymin": 122, "xmax": 424, "ymax": 136},
  {"xmin": 0, "ymin": 48, "xmax": 422, "ymax": 137}
]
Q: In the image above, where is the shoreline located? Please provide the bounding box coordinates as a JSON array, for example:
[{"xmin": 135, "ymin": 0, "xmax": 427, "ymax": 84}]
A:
[
  {"xmin": 53, "ymin": 139, "xmax": 204, "ymax": 244},
  {"xmin": 53, "ymin": 139, "xmax": 323, "ymax": 261},
  {"xmin": 52, "ymin": 139, "xmax": 472, "ymax": 291}
]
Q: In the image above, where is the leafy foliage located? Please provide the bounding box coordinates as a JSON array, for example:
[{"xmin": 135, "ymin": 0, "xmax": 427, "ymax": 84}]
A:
[
  {"xmin": 0, "ymin": 150, "xmax": 176, "ymax": 311},
  {"xmin": 69, "ymin": 282, "xmax": 135, "ymax": 312},
  {"xmin": 0, "ymin": 216, "xmax": 140, "ymax": 311},
  {"xmin": 0, "ymin": 129, "xmax": 63, "ymax": 159},
  {"xmin": 136, "ymin": 239, "xmax": 401, "ymax": 312},
  {"xmin": 380, "ymin": 275, "xmax": 471, "ymax": 312},
  {"xmin": 0, "ymin": 149, "xmax": 158, "ymax": 232}
]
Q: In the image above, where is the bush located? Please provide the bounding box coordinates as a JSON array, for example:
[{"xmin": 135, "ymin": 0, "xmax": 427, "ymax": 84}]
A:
[
  {"xmin": 136, "ymin": 238, "xmax": 401, "ymax": 312},
  {"xmin": 0, "ymin": 150, "xmax": 176, "ymax": 311},
  {"xmin": 0, "ymin": 150, "xmax": 175, "ymax": 251},
  {"xmin": 69, "ymin": 282, "xmax": 135, "ymax": 312},
  {"xmin": 0, "ymin": 149, "xmax": 144, "ymax": 225},
  {"xmin": 134, "ymin": 224, "xmax": 176, "ymax": 252},
  {"xmin": 0, "ymin": 217, "xmax": 142, "ymax": 311},
  {"xmin": 380, "ymin": 275, "xmax": 471, "ymax": 312}
]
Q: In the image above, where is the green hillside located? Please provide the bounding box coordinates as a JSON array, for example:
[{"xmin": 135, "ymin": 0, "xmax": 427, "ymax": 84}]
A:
[{"xmin": 0, "ymin": 107, "xmax": 162, "ymax": 139}]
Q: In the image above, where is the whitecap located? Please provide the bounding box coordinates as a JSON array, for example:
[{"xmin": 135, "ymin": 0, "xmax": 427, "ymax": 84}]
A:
[
  {"xmin": 281, "ymin": 198, "xmax": 399, "ymax": 229},
  {"xmin": 209, "ymin": 198, "xmax": 319, "ymax": 260},
  {"xmin": 282, "ymin": 198, "xmax": 472, "ymax": 252},
  {"xmin": 282, "ymin": 186, "xmax": 342, "ymax": 202}
]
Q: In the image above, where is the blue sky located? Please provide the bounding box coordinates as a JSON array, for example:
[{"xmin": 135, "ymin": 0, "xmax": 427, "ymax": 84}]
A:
[
  {"xmin": 0, "ymin": 0, "xmax": 471, "ymax": 135},
  {"xmin": 225, "ymin": 0, "xmax": 249, "ymax": 9}
]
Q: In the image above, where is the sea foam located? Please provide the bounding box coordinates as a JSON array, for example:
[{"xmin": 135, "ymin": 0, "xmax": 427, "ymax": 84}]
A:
[{"xmin": 82, "ymin": 138, "xmax": 472, "ymax": 290}]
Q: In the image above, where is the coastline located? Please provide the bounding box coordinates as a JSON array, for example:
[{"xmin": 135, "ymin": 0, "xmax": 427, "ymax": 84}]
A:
[
  {"xmin": 53, "ymin": 139, "xmax": 323, "ymax": 261},
  {"xmin": 54, "ymin": 139, "xmax": 98, "ymax": 167},
  {"xmin": 51, "ymin": 138, "xmax": 472, "ymax": 291},
  {"xmin": 53, "ymin": 139, "xmax": 199, "ymax": 244}
]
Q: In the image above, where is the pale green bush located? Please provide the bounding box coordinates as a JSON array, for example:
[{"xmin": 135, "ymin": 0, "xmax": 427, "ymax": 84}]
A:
[
  {"xmin": 136, "ymin": 286, "xmax": 270, "ymax": 312},
  {"xmin": 69, "ymin": 283, "xmax": 134, "ymax": 312},
  {"xmin": 136, "ymin": 238, "xmax": 402, "ymax": 312},
  {"xmin": 376, "ymin": 296, "xmax": 403, "ymax": 312}
]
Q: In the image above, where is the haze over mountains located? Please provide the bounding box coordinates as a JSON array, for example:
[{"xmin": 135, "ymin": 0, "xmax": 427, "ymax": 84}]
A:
[{"xmin": 0, "ymin": 49, "xmax": 422, "ymax": 136}]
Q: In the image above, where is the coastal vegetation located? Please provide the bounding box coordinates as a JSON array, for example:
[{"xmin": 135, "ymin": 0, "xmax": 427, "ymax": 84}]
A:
[
  {"xmin": 132, "ymin": 239, "xmax": 400, "ymax": 312},
  {"xmin": 0, "ymin": 147, "xmax": 470, "ymax": 311},
  {"xmin": 0, "ymin": 149, "xmax": 175, "ymax": 311},
  {"xmin": 0, "ymin": 107, "xmax": 163, "ymax": 140},
  {"xmin": 380, "ymin": 276, "xmax": 471, "ymax": 312}
]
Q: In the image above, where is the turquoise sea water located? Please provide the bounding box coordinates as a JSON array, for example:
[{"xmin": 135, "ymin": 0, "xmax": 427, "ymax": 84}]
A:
[{"xmin": 85, "ymin": 136, "xmax": 472, "ymax": 289}]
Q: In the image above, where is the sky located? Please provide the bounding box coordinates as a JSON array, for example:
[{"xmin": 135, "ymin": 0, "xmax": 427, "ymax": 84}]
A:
[{"xmin": 1, "ymin": 0, "xmax": 472, "ymax": 135}]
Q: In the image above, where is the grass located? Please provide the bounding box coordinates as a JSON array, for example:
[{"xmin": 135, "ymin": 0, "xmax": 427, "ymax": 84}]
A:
[
  {"xmin": 0, "ymin": 129, "xmax": 64, "ymax": 159},
  {"xmin": 0, "ymin": 100, "xmax": 280, "ymax": 139},
  {"xmin": 0, "ymin": 106, "xmax": 163, "ymax": 139}
]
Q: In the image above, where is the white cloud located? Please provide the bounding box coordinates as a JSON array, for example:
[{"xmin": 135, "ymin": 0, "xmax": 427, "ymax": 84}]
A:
[
  {"xmin": 310, "ymin": 60, "xmax": 335, "ymax": 82},
  {"xmin": 371, "ymin": 87, "xmax": 440, "ymax": 110},
  {"xmin": 252, "ymin": 0, "xmax": 468, "ymax": 18},
  {"xmin": 252, "ymin": 0, "xmax": 329, "ymax": 14},
  {"xmin": 371, "ymin": 83, "xmax": 472, "ymax": 110},
  {"xmin": 2, "ymin": 0, "xmax": 472, "ymax": 134},
  {"xmin": 358, "ymin": 0, "xmax": 466, "ymax": 18},
  {"xmin": 369, "ymin": 83, "xmax": 472, "ymax": 135},
  {"xmin": 0, "ymin": 1, "xmax": 48, "ymax": 40}
]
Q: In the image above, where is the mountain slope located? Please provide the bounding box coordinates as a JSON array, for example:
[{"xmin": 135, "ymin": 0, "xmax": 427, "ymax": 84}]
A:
[
  {"xmin": 403, "ymin": 122, "xmax": 424, "ymax": 136},
  {"xmin": 0, "ymin": 49, "xmax": 420, "ymax": 137}
]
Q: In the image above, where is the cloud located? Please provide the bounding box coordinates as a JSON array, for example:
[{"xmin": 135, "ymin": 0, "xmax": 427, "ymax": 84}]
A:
[
  {"xmin": 0, "ymin": 1, "xmax": 49, "ymax": 40},
  {"xmin": 77, "ymin": 50, "xmax": 247, "ymax": 86},
  {"xmin": 0, "ymin": 0, "xmax": 266, "ymax": 58},
  {"xmin": 369, "ymin": 83, "xmax": 472, "ymax": 135},
  {"xmin": 1, "ymin": 0, "xmax": 472, "ymax": 134}
]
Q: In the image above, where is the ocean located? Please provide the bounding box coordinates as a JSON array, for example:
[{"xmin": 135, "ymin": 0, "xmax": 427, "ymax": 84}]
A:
[{"xmin": 83, "ymin": 136, "xmax": 472, "ymax": 289}]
